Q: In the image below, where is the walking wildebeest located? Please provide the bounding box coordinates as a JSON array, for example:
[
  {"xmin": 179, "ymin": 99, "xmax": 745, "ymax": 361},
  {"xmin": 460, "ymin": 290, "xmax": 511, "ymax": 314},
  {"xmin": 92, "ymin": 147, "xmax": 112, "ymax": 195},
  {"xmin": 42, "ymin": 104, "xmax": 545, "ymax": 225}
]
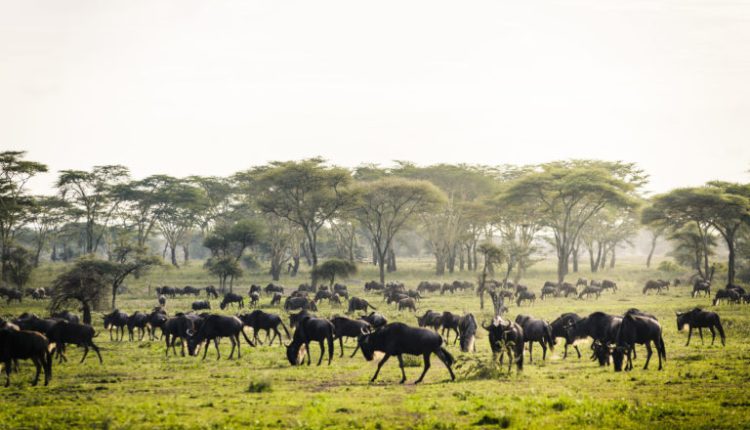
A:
[
  {"xmin": 46, "ymin": 321, "xmax": 103, "ymax": 364},
  {"xmin": 182, "ymin": 286, "xmax": 201, "ymax": 296},
  {"xmin": 601, "ymin": 280, "xmax": 618, "ymax": 292},
  {"xmin": 357, "ymin": 322, "xmax": 455, "ymax": 384},
  {"xmin": 643, "ymin": 280, "xmax": 668, "ymax": 295},
  {"xmin": 157, "ymin": 286, "xmax": 176, "ymax": 298},
  {"xmin": 439, "ymin": 311, "xmax": 461, "ymax": 344},
  {"xmin": 540, "ymin": 284, "xmax": 558, "ymax": 300},
  {"xmin": 692, "ymin": 280, "xmax": 711, "ymax": 297},
  {"xmin": 482, "ymin": 318, "xmax": 524, "ymax": 373},
  {"xmin": 550, "ymin": 312, "xmax": 584, "ymax": 359},
  {"xmin": 330, "ymin": 316, "xmax": 371, "ymax": 357},
  {"xmin": 397, "ymin": 297, "xmax": 417, "ymax": 312},
  {"xmin": 578, "ymin": 286, "xmax": 602, "ymax": 300},
  {"xmin": 239, "ymin": 310, "xmax": 290, "ymax": 346},
  {"xmin": 205, "ymin": 285, "xmax": 219, "ymax": 299},
  {"xmin": 103, "ymin": 309, "xmax": 128, "ymax": 341},
  {"xmin": 0, "ymin": 329, "xmax": 52, "ymax": 387},
  {"xmin": 516, "ymin": 290, "xmax": 536, "ymax": 306},
  {"xmin": 284, "ymin": 296, "xmax": 317, "ymax": 312},
  {"xmin": 249, "ymin": 292, "xmax": 260, "ymax": 307},
  {"xmin": 127, "ymin": 311, "xmax": 149, "ymax": 341},
  {"xmin": 676, "ymin": 308, "xmax": 726, "ymax": 346},
  {"xmin": 286, "ymin": 316, "xmax": 335, "ymax": 366},
  {"xmin": 220, "ymin": 293, "xmax": 244, "ymax": 310},
  {"xmin": 558, "ymin": 283, "xmax": 578, "ymax": 298},
  {"xmin": 186, "ymin": 315, "xmax": 254, "ymax": 360},
  {"xmin": 264, "ymin": 283, "xmax": 285, "ymax": 295},
  {"xmin": 576, "ymin": 278, "xmax": 588, "ymax": 287},
  {"xmin": 271, "ymin": 292, "xmax": 283, "ymax": 306},
  {"xmin": 192, "ymin": 300, "xmax": 211, "ymax": 311},
  {"xmin": 347, "ymin": 297, "xmax": 376, "ymax": 314},
  {"xmin": 712, "ymin": 289, "xmax": 741, "ymax": 306},
  {"xmin": 611, "ymin": 310, "xmax": 666, "ymax": 371},
  {"xmin": 515, "ymin": 315, "xmax": 554, "ymax": 362},
  {"xmin": 458, "ymin": 313, "xmax": 477, "ymax": 353},
  {"xmin": 360, "ymin": 312, "xmax": 387, "ymax": 329},
  {"xmin": 416, "ymin": 310, "xmax": 442, "ymax": 331},
  {"xmin": 314, "ymin": 290, "xmax": 332, "ymax": 303}
]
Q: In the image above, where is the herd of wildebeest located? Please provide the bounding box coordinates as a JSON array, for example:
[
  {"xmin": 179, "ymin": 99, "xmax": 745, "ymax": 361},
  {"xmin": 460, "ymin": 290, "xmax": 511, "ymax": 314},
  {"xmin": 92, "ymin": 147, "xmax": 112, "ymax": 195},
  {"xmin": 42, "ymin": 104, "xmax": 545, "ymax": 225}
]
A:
[{"xmin": 0, "ymin": 273, "xmax": 742, "ymax": 387}]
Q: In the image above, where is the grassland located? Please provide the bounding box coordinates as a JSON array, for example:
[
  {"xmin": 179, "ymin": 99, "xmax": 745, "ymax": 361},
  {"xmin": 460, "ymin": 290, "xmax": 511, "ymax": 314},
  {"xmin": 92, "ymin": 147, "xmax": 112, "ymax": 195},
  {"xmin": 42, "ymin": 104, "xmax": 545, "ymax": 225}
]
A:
[{"xmin": 1, "ymin": 258, "xmax": 749, "ymax": 429}]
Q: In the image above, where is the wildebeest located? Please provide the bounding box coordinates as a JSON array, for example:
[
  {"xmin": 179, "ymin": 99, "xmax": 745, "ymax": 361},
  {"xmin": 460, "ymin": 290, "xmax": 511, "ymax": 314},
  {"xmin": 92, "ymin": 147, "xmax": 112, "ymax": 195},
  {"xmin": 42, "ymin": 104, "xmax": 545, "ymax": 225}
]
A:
[
  {"xmin": 692, "ymin": 280, "xmax": 711, "ymax": 297},
  {"xmin": 157, "ymin": 286, "xmax": 176, "ymax": 297},
  {"xmin": 347, "ymin": 297, "xmax": 376, "ymax": 314},
  {"xmin": 642, "ymin": 280, "xmax": 668, "ymax": 295},
  {"xmin": 550, "ymin": 312, "xmax": 584, "ymax": 359},
  {"xmin": 50, "ymin": 311, "xmax": 80, "ymax": 324},
  {"xmin": 4, "ymin": 289, "xmax": 22, "ymax": 304},
  {"xmin": 558, "ymin": 283, "xmax": 578, "ymax": 298},
  {"xmin": 360, "ymin": 312, "xmax": 387, "ymax": 329},
  {"xmin": 612, "ymin": 310, "xmax": 666, "ymax": 371},
  {"xmin": 182, "ymin": 286, "xmax": 201, "ymax": 296},
  {"xmin": 578, "ymin": 286, "xmax": 602, "ymax": 300},
  {"xmin": 397, "ymin": 297, "xmax": 416, "ymax": 312},
  {"xmin": 676, "ymin": 308, "xmax": 726, "ymax": 346},
  {"xmin": 127, "ymin": 311, "xmax": 149, "ymax": 341},
  {"xmin": 271, "ymin": 292, "xmax": 283, "ymax": 306},
  {"xmin": 540, "ymin": 284, "xmax": 558, "ymax": 300},
  {"xmin": 249, "ymin": 284, "xmax": 262, "ymax": 296},
  {"xmin": 416, "ymin": 310, "xmax": 442, "ymax": 331},
  {"xmin": 264, "ymin": 283, "xmax": 285, "ymax": 295},
  {"xmin": 576, "ymin": 278, "xmax": 588, "ymax": 287},
  {"xmin": 416, "ymin": 281, "xmax": 441, "ymax": 294},
  {"xmin": 286, "ymin": 316, "xmax": 335, "ymax": 366},
  {"xmin": 439, "ymin": 311, "xmax": 461, "ymax": 344},
  {"xmin": 192, "ymin": 300, "xmax": 211, "ymax": 311},
  {"xmin": 330, "ymin": 316, "xmax": 371, "ymax": 357},
  {"xmin": 568, "ymin": 311, "xmax": 622, "ymax": 366},
  {"xmin": 514, "ymin": 315, "xmax": 554, "ymax": 362},
  {"xmin": 329, "ymin": 293, "xmax": 342, "ymax": 307},
  {"xmin": 158, "ymin": 295, "xmax": 167, "ymax": 307},
  {"xmin": 516, "ymin": 290, "xmax": 536, "ymax": 306},
  {"xmin": 220, "ymin": 293, "xmax": 244, "ymax": 310},
  {"xmin": 601, "ymin": 280, "xmax": 618, "ymax": 293},
  {"xmin": 357, "ymin": 322, "xmax": 455, "ymax": 384},
  {"xmin": 727, "ymin": 284, "xmax": 747, "ymax": 296},
  {"xmin": 482, "ymin": 318, "xmax": 524, "ymax": 373},
  {"xmin": 239, "ymin": 310, "xmax": 290, "ymax": 346},
  {"xmin": 147, "ymin": 308, "xmax": 168, "ymax": 340},
  {"xmin": 46, "ymin": 320, "xmax": 103, "ymax": 364},
  {"xmin": 0, "ymin": 329, "xmax": 52, "ymax": 387},
  {"xmin": 186, "ymin": 314, "xmax": 254, "ymax": 360},
  {"xmin": 284, "ymin": 296, "xmax": 317, "ymax": 312},
  {"xmin": 712, "ymin": 289, "xmax": 741, "ymax": 306},
  {"xmin": 103, "ymin": 309, "xmax": 128, "ymax": 341},
  {"xmin": 205, "ymin": 285, "xmax": 219, "ymax": 299},
  {"xmin": 249, "ymin": 292, "xmax": 260, "ymax": 307},
  {"xmin": 457, "ymin": 313, "xmax": 477, "ymax": 353},
  {"xmin": 314, "ymin": 290, "xmax": 332, "ymax": 303},
  {"xmin": 163, "ymin": 313, "xmax": 201, "ymax": 357}
]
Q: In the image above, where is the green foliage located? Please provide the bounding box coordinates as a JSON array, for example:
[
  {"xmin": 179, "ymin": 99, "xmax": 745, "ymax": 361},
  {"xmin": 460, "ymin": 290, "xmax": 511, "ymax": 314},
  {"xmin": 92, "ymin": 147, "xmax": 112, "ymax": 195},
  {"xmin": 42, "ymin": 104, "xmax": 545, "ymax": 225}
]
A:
[
  {"xmin": 311, "ymin": 258, "xmax": 357, "ymax": 286},
  {"xmin": 657, "ymin": 260, "xmax": 680, "ymax": 272},
  {"xmin": 3, "ymin": 245, "xmax": 34, "ymax": 288},
  {"xmin": 247, "ymin": 380, "xmax": 272, "ymax": 393}
]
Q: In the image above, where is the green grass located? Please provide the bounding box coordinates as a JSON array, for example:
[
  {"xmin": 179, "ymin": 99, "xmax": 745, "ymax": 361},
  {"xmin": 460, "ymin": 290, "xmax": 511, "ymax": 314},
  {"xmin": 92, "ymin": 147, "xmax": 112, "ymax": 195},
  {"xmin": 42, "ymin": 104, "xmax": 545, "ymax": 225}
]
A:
[{"xmin": 1, "ymin": 257, "xmax": 749, "ymax": 429}]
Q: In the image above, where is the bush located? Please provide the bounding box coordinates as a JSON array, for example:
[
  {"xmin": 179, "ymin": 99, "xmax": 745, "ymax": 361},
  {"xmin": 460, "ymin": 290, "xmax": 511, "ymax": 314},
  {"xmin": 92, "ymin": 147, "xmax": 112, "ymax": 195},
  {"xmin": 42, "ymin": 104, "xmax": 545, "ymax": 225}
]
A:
[
  {"xmin": 247, "ymin": 380, "xmax": 272, "ymax": 393},
  {"xmin": 657, "ymin": 261, "xmax": 680, "ymax": 273}
]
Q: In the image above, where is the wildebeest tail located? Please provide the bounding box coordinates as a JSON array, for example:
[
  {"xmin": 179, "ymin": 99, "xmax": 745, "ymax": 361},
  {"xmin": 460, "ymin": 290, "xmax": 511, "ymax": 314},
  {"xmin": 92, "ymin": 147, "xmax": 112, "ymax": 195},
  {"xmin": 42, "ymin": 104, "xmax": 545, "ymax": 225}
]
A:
[
  {"xmin": 716, "ymin": 320, "xmax": 726, "ymax": 345},
  {"xmin": 545, "ymin": 325, "xmax": 555, "ymax": 350},
  {"xmin": 241, "ymin": 329, "xmax": 256, "ymax": 347},
  {"xmin": 659, "ymin": 335, "xmax": 666, "ymax": 362},
  {"xmin": 92, "ymin": 331, "xmax": 100, "ymax": 338},
  {"xmin": 439, "ymin": 347, "xmax": 454, "ymax": 367},
  {"xmin": 367, "ymin": 301, "xmax": 377, "ymax": 311},
  {"xmin": 44, "ymin": 348, "xmax": 53, "ymax": 382}
]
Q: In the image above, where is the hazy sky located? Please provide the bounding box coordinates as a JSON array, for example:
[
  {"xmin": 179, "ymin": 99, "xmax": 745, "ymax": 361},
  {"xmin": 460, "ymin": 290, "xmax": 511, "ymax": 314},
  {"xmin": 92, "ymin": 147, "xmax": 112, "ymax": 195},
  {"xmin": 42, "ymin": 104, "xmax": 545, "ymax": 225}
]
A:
[{"xmin": 2, "ymin": 0, "xmax": 749, "ymax": 195}]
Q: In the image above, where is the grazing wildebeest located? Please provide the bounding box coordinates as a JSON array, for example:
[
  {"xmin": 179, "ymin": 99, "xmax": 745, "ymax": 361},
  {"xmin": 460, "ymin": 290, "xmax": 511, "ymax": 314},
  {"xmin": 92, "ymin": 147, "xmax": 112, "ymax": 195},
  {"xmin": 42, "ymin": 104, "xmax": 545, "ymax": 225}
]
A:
[
  {"xmin": 578, "ymin": 286, "xmax": 602, "ymax": 300},
  {"xmin": 550, "ymin": 312, "xmax": 584, "ymax": 359},
  {"xmin": 558, "ymin": 283, "xmax": 578, "ymax": 298},
  {"xmin": 329, "ymin": 293, "xmax": 342, "ymax": 307},
  {"xmin": 439, "ymin": 311, "xmax": 461, "ymax": 344},
  {"xmin": 642, "ymin": 280, "xmax": 668, "ymax": 295},
  {"xmin": 416, "ymin": 310, "xmax": 442, "ymax": 331},
  {"xmin": 163, "ymin": 313, "xmax": 200, "ymax": 357},
  {"xmin": 458, "ymin": 313, "xmax": 477, "ymax": 353},
  {"xmin": 157, "ymin": 286, "xmax": 176, "ymax": 298},
  {"xmin": 285, "ymin": 296, "xmax": 317, "ymax": 312},
  {"xmin": 220, "ymin": 293, "xmax": 244, "ymax": 310},
  {"xmin": 158, "ymin": 295, "xmax": 167, "ymax": 307},
  {"xmin": 249, "ymin": 292, "xmax": 260, "ymax": 307},
  {"xmin": 286, "ymin": 316, "xmax": 335, "ymax": 366},
  {"xmin": 46, "ymin": 321, "xmax": 103, "ymax": 364},
  {"xmin": 182, "ymin": 286, "xmax": 201, "ymax": 296},
  {"xmin": 127, "ymin": 311, "xmax": 149, "ymax": 341},
  {"xmin": 568, "ymin": 311, "xmax": 622, "ymax": 366},
  {"xmin": 249, "ymin": 284, "xmax": 262, "ymax": 296},
  {"xmin": 601, "ymin": 280, "xmax": 618, "ymax": 292},
  {"xmin": 239, "ymin": 310, "xmax": 290, "ymax": 346},
  {"xmin": 482, "ymin": 318, "xmax": 524, "ymax": 373},
  {"xmin": 727, "ymin": 284, "xmax": 747, "ymax": 296},
  {"xmin": 692, "ymin": 280, "xmax": 711, "ymax": 297},
  {"xmin": 192, "ymin": 300, "xmax": 211, "ymax": 311},
  {"xmin": 50, "ymin": 311, "xmax": 79, "ymax": 324},
  {"xmin": 0, "ymin": 329, "xmax": 52, "ymax": 387},
  {"xmin": 540, "ymin": 284, "xmax": 558, "ymax": 300},
  {"xmin": 416, "ymin": 281, "xmax": 441, "ymax": 294},
  {"xmin": 516, "ymin": 290, "xmax": 536, "ymax": 306},
  {"xmin": 4, "ymin": 289, "xmax": 22, "ymax": 304},
  {"xmin": 271, "ymin": 292, "xmax": 283, "ymax": 306},
  {"xmin": 385, "ymin": 291, "xmax": 408, "ymax": 305},
  {"xmin": 397, "ymin": 298, "xmax": 417, "ymax": 312},
  {"xmin": 347, "ymin": 297, "xmax": 376, "ymax": 314},
  {"xmin": 314, "ymin": 290, "xmax": 332, "ymax": 303},
  {"xmin": 514, "ymin": 315, "xmax": 554, "ymax": 362},
  {"xmin": 612, "ymin": 310, "xmax": 666, "ymax": 371},
  {"xmin": 360, "ymin": 312, "xmax": 387, "ymax": 329},
  {"xmin": 330, "ymin": 316, "xmax": 371, "ymax": 357},
  {"xmin": 147, "ymin": 308, "xmax": 168, "ymax": 340},
  {"xmin": 357, "ymin": 322, "xmax": 455, "ymax": 384},
  {"xmin": 205, "ymin": 285, "xmax": 219, "ymax": 299},
  {"xmin": 265, "ymin": 283, "xmax": 285, "ymax": 295},
  {"xmin": 103, "ymin": 309, "xmax": 128, "ymax": 341},
  {"xmin": 677, "ymin": 308, "xmax": 726, "ymax": 346},
  {"xmin": 406, "ymin": 290, "xmax": 421, "ymax": 302},
  {"xmin": 712, "ymin": 289, "xmax": 741, "ymax": 306},
  {"xmin": 576, "ymin": 278, "xmax": 588, "ymax": 287},
  {"xmin": 186, "ymin": 315, "xmax": 254, "ymax": 360}
]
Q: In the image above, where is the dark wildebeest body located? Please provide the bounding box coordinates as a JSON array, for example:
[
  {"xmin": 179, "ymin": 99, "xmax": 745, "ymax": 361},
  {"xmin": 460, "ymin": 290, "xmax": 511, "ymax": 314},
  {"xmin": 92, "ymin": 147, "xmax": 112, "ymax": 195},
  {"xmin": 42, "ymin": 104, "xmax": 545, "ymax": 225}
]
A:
[
  {"xmin": 314, "ymin": 290, "xmax": 332, "ymax": 303},
  {"xmin": 147, "ymin": 308, "xmax": 168, "ymax": 340},
  {"xmin": 568, "ymin": 311, "xmax": 622, "ymax": 366},
  {"xmin": 220, "ymin": 293, "xmax": 244, "ymax": 310},
  {"xmin": 285, "ymin": 296, "xmax": 317, "ymax": 312},
  {"xmin": 483, "ymin": 318, "xmax": 524, "ymax": 373},
  {"xmin": 558, "ymin": 283, "xmax": 578, "ymax": 298},
  {"xmin": 516, "ymin": 290, "xmax": 536, "ymax": 306},
  {"xmin": 239, "ymin": 310, "xmax": 290, "ymax": 346},
  {"xmin": 46, "ymin": 321, "xmax": 103, "ymax": 364},
  {"xmin": 271, "ymin": 292, "xmax": 283, "ymax": 306},
  {"xmin": 249, "ymin": 292, "xmax": 260, "ymax": 307},
  {"xmin": 127, "ymin": 311, "xmax": 149, "ymax": 341},
  {"xmin": 416, "ymin": 310, "xmax": 442, "ymax": 331},
  {"xmin": 289, "ymin": 310, "xmax": 314, "ymax": 329},
  {"xmin": 677, "ymin": 308, "xmax": 726, "ymax": 346},
  {"xmin": 643, "ymin": 280, "xmax": 668, "ymax": 295},
  {"xmin": 329, "ymin": 293, "xmax": 343, "ymax": 307},
  {"xmin": 360, "ymin": 312, "xmax": 387, "ymax": 329},
  {"xmin": 192, "ymin": 300, "xmax": 211, "ymax": 311},
  {"xmin": 286, "ymin": 316, "xmax": 335, "ymax": 366},
  {"xmin": 578, "ymin": 286, "xmax": 602, "ymax": 300},
  {"xmin": 187, "ymin": 314, "xmax": 254, "ymax": 360},
  {"xmin": 348, "ymin": 297, "xmax": 376, "ymax": 314},
  {"xmin": 515, "ymin": 315, "xmax": 554, "ymax": 362},
  {"xmin": 439, "ymin": 311, "xmax": 461, "ymax": 344},
  {"xmin": 458, "ymin": 313, "xmax": 477, "ymax": 353},
  {"xmin": 398, "ymin": 298, "xmax": 416, "ymax": 312},
  {"xmin": 601, "ymin": 280, "xmax": 618, "ymax": 292},
  {"xmin": 550, "ymin": 313, "xmax": 584, "ymax": 359},
  {"xmin": 576, "ymin": 278, "xmax": 588, "ymax": 287},
  {"xmin": 330, "ymin": 316, "xmax": 371, "ymax": 357},
  {"xmin": 612, "ymin": 311, "xmax": 666, "ymax": 371},
  {"xmin": 157, "ymin": 286, "xmax": 176, "ymax": 298},
  {"xmin": 692, "ymin": 281, "xmax": 711, "ymax": 297},
  {"xmin": 712, "ymin": 289, "xmax": 741, "ymax": 306},
  {"xmin": 205, "ymin": 285, "xmax": 219, "ymax": 299},
  {"xmin": 0, "ymin": 329, "xmax": 52, "ymax": 387},
  {"xmin": 357, "ymin": 322, "xmax": 455, "ymax": 384},
  {"xmin": 540, "ymin": 285, "xmax": 558, "ymax": 300},
  {"xmin": 163, "ymin": 313, "xmax": 200, "ymax": 357},
  {"xmin": 183, "ymin": 286, "xmax": 201, "ymax": 296},
  {"xmin": 50, "ymin": 311, "xmax": 79, "ymax": 324},
  {"xmin": 103, "ymin": 310, "xmax": 128, "ymax": 341},
  {"xmin": 158, "ymin": 295, "xmax": 167, "ymax": 307},
  {"xmin": 12, "ymin": 314, "xmax": 57, "ymax": 336},
  {"xmin": 265, "ymin": 283, "xmax": 285, "ymax": 295}
]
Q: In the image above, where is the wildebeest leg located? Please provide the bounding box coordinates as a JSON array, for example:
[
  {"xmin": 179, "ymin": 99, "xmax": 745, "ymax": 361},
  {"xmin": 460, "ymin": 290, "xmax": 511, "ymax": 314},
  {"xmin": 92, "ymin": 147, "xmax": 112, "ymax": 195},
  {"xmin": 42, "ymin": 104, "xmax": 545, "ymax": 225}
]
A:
[
  {"xmin": 214, "ymin": 339, "xmax": 221, "ymax": 360},
  {"xmin": 4, "ymin": 360, "xmax": 11, "ymax": 387},
  {"xmin": 396, "ymin": 354, "xmax": 407, "ymax": 383},
  {"xmin": 699, "ymin": 327, "xmax": 704, "ymax": 344},
  {"xmin": 541, "ymin": 341, "xmax": 547, "ymax": 361},
  {"xmin": 229, "ymin": 336, "xmax": 237, "ymax": 359},
  {"xmin": 709, "ymin": 326, "xmax": 716, "ymax": 345},
  {"xmin": 31, "ymin": 357, "xmax": 41, "ymax": 386},
  {"xmin": 528, "ymin": 342, "xmax": 533, "ymax": 363},
  {"xmin": 338, "ymin": 336, "xmax": 344, "ymax": 357},
  {"xmin": 91, "ymin": 342, "xmax": 103, "ymax": 364},
  {"xmin": 371, "ymin": 354, "xmax": 390, "ymax": 382},
  {"xmin": 563, "ymin": 343, "xmax": 568, "ymax": 359},
  {"xmin": 317, "ymin": 340, "xmax": 326, "ymax": 366},
  {"xmin": 350, "ymin": 343, "xmax": 360, "ymax": 358},
  {"xmin": 272, "ymin": 328, "xmax": 282, "ymax": 346},
  {"xmin": 453, "ymin": 329, "xmax": 460, "ymax": 345},
  {"xmin": 686, "ymin": 327, "xmax": 692, "ymax": 346},
  {"xmin": 306, "ymin": 342, "xmax": 312, "ymax": 365},
  {"xmin": 80, "ymin": 345, "xmax": 89, "ymax": 363},
  {"xmin": 575, "ymin": 345, "xmax": 582, "ymax": 359},
  {"xmin": 109, "ymin": 327, "xmax": 113, "ymax": 341},
  {"xmin": 643, "ymin": 343, "xmax": 653, "ymax": 370},
  {"xmin": 415, "ymin": 352, "xmax": 432, "ymax": 384}
]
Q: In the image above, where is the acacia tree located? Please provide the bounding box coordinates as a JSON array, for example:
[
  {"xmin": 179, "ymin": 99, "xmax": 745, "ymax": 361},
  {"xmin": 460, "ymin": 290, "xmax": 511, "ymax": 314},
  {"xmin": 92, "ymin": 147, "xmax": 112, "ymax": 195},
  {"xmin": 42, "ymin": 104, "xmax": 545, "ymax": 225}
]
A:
[
  {"xmin": 477, "ymin": 243, "xmax": 505, "ymax": 313},
  {"xmin": 645, "ymin": 223, "xmax": 668, "ymax": 268},
  {"xmin": 498, "ymin": 161, "xmax": 643, "ymax": 283},
  {"xmin": 667, "ymin": 224, "xmax": 717, "ymax": 274},
  {"xmin": 353, "ymin": 178, "xmax": 446, "ymax": 284},
  {"xmin": 311, "ymin": 258, "xmax": 357, "ymax": 287},
  {"xmin": 153, "ymin": 177, "xmax": 207, "ymax": 267},
  {"xmin": 203, "ymin": 219, "xmax": 262, "ymax": 292},
  {"xmin": 57, "ymin": 165, "xmax": 130, "ymax": 254},
  {"xmin": 27, "ymin": 196, "xmax": 69, "ymax": 266},
  {"xmin": 106, "ymin": 244, "xmax": 162, "ymax": 308},
  {"xmin": 643, "ymin": 182, "xmax": 750, "ymax": 284},
  {"xmin": 0, "ymin": 151, "xmax": 48, "ymax": 280},
  {"xmin": 49, "ymin": 257, "xmax": 109, "ymax": 324}
]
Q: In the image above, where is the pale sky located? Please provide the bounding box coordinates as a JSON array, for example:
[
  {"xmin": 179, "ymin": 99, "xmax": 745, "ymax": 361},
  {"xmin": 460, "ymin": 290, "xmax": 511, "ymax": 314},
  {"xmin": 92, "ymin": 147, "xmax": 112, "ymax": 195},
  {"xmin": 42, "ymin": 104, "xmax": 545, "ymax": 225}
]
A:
[{"xmin": 1, "ymin": 0, "xmax": 749, "ymax": 195}]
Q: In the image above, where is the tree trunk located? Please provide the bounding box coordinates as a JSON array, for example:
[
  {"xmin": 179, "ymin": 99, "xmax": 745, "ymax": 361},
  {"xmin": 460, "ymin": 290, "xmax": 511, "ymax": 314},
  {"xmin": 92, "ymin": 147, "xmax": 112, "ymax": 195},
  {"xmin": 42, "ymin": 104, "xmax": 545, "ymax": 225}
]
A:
[
  {"xmin": 386, "ymin": 247, "xmax": 397, "ymax": 273},
  {"xmin": 557, "ymin": 251, "xmax": 568, "ymax": 283},
  {"xmin": 646, "ymin": 235, "xmax": 658, "ymax": 268},
  {"xmin": 572, "ymin": 247, "xmax": 579, "ymax": 273},
  {"xmin": 459, "ymin": 249, "xmax": 465, "ymax": 271},
  {"xmin": 378, "ymin": 251, "xmax": 387, "ymax": 285},
  {"xmin": 727, "ymin": 239, "xmax": 736, "ymax": 285},
  {"xmin": 447, "ymin": 246, "xmax": 456, "ymax": 274},
  {"xmin": 82, "ymin": 303, "xmax": 92, "ymax": 325},
  {"xmin": 291, "ymin": 256, "xmax": 300, "ymax": 277},
  {"xmin": 435, "ymin": 252, "xmax": 445, "ymax": 276},
  {"xmin": 610, "ymin": 247, "xmax": 616, "ymax": 269},
  {"xmin": 111, "ymin": 284, "xmax": 118, "ymax": 309},
  {"xmin": 588, "ymin": 247, "xmax": 596, "ymax": 272},
  {"xmin": 170, "ymin": 246, "xmax": 178, "ymax": 267},
  {"xmin": 182, "ymin": 245, "xmax": 189, "ymax": 264}
]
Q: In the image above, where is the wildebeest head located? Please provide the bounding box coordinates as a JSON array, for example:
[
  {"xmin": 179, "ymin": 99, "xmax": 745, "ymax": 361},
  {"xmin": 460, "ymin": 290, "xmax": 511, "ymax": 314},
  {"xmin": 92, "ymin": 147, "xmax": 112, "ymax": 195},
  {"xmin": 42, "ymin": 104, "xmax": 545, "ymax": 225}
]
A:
[
  {"xmin": 285, "ymin": 341, "xmax": 306, "ymax": 365},
  {"xmin": 185, "ymin": 329, "xmax": 203, "ymax": 356},
  {"xmin": 357, "ymin": 332, "xmax": 375, "ymax": 361},
  {"xmin": 590, "ymin": 341, "xmax": 611, "ymax": 366},
  {"xmin": 611, "ymin": 345, "xmax": 627, "ymax": 372},
  {"xmin": 675, "ymin": 312, "xmax": 687, "ymax": 332}
]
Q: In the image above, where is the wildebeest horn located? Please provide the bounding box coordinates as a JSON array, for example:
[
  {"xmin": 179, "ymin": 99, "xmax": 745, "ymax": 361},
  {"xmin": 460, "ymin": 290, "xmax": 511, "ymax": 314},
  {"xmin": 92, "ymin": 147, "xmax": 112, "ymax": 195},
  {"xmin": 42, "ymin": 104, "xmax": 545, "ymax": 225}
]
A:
[
  {"xmin": 481, "ymin": 321, "xmax": 491, "ymax": 331},
  {"xmin": 502, "ymin": 320, "xmax": 511, "ymax": 329},
  {"xmin": 186, "ymin": 329, "xmax": 195, "ymax": 337},
  {"xmin": 360, "ymin": 327, "xmax": 370, "ymax": 336}
]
